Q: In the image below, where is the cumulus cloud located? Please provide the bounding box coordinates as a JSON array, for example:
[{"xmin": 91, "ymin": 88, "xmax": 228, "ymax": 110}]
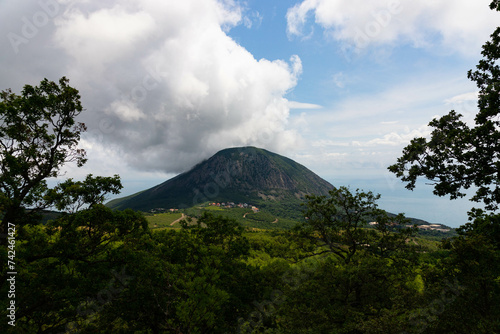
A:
[
  {"xmin": 54, "ymin": 5, "xmax": 156, "ymax": 72},
  {"xmin": 443, "ymin": 91, "xmax": 479, "ymax": 123},
  {"xmin": 286, "ymin": 0, "xmax": 499, "ymax": 55},
  {"xmin": 0, "ymin": 0, "xmax": 303, "ymax": 174},
  {"xmin": 444, "ymin": 92, "xmax": 478, "ymax": 105},
  {"xmin": 363, "ymin": 125, "xmax": 431, "ymax": 147}
]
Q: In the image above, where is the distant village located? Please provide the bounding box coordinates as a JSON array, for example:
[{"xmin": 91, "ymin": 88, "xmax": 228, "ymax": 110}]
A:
[
  {"xmin": 150, "ymin": 208, "xmax": 179, "ymax": 214},
  {"xmin": 412, "ymin": 224, "xmax": 451, "ymax": 233},
  {"xmin": 208, "ymin": 202, "xmax": 260, "ymax": 213},
  {"xmin": 149, "ymin": 202, "xmax": 259, "ymax": 214},
  {"xmin": 369, "ymin": 221, "xmax": 451, "ymax": 233}
]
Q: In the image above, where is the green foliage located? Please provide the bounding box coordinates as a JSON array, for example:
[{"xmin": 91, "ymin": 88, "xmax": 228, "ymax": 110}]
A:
[
  {"xmin": 257, "ymin": 199, "xmax": 304, "ymax": 221},
  {"xmin": 456, "ymin": 208, "xmax": 500, "ymax": 248},
  {"xmin": 389, "ymin": 2, "xmax": 500, "ymax": 212},
  {"xmin": 184, "ymin": 205, "xmax": 300, "ymax": 230},
  {"xmin": 245, "ymin": 230, "xmax": 308, "ymax": 262},
  {"xmin": 385, "ymin": 4, "xmax": 500, "ymax": 330},
  {"xmin": 0, "ymin": 205, "xmax": 149, "ymax": 333},
  {"xmin": 0, "ymin": 77, "xmax": 87, "ymax": 234},
  {"xmin": 3, "ymin": 67, "xmax": 500, "ymax": 333},
  {"xmin": 181, "ymin": 212, "xmax": 250, "ymax": 256},
  {"xmin": 4, "ymin": 204, "xmax": 500, "ymax": 333},
  {"xmin": 146, "ymin": 212, "xmax": 184, "ymax": 229},
  {"xmin": 45, "ymin": 174, "xmax": 122, "ymax": 213},
  {"xmin": 294, "ymin": 186, "xmax": 417, "ymax": 264},
  {"xmin": 94, "ymin": 214, "xmax": 260, "ymax": 334}
]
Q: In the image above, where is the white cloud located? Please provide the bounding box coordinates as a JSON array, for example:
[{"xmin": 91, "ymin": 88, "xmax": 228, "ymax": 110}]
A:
[
  {"xmin": 364, "ymin": 125, "xmax": 431, "ymax": 147},
  {"xmin": 106, "ymin": 100, "xmax": 146, "ymax": 122},
  {"xmin": 288, "ymin": 101, "xmax": 322, "ymax": 109},
  {"xmin": 54, "ymin": 5, "xmax": 156, "ymax": 73},
  {"xmin": 287, "ymin": 0, "xmax": 499, "ymax": 55},
  {"xmin": 5, "ymin": 0, "xmax": 304, "ymax": 174},
  {"xmin": 286, "ymin": 69, "xmax": 477, "ymax": 187},
  {"xmin": 444, "ymin": 91, "xmax": 478, "ymax": 104},
  {"xmin": 444, "ymin": 91, "xmax": 479, "ymax": 121},
  {"xmin": 332, "ymin": 72, "xmax": 346, "ymax": 88},
  {"xmin": 243, "ymin": 10, "xmax": 263, "ymax": 29}
]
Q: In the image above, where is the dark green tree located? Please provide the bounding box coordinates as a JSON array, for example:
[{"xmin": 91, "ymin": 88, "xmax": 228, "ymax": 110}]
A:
[
  {"xmin": 45, "ymin": 174, "xmax": 122, "ymax": 213},
  {"xmin": 181, "ymin": 211, "xmax": 250, "ymax": 258},
  {"xmin": 389, "ymin": 3, "xmax": 500, "ymax": 331},
  {"xmin": 273, "ymin": 255, "xmax": 419, "ymax": 334},
  {"xmin": 0, "ymin": 77, "xmax": 87, "ymax": 239},
  {"xmin": 0, "ymin": 78, "xmax": 129, "ymax": 332},
  {"xmin": 388, "ymin": 1, "xmax": 500, "ymax": 212},
  {"xmin": 87, "ymin": 213, "xmax": 258, "ymax": 334},
  {"xmin": 295, "ymin": 186, "xmax": 416, "ymax": 264},
  {"xmin": 3, "ymin": 205, "xmax": 148, "ymax": 333}
]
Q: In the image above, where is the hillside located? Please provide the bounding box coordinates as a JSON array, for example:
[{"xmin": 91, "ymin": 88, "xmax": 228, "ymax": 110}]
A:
[
  {"xmin": 106, "ymin": 146, "xmax": 455, "ymax": 237},
  {"xmin": 106, "ymin": 146, "xmax": 334, "ymax": 212}
]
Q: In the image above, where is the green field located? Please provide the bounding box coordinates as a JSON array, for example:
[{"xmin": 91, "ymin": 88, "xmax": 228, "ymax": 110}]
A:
[
  {"xmin": 183, "ymin": 205, "xmax": 300, "ymax": 230},
  {"xmin": 145, "ymin": 212, "xmax": 184, "ymax": 229},
  {"xmin": 143, "ymin": 204, "xmax": 456, "ymax": 243}
]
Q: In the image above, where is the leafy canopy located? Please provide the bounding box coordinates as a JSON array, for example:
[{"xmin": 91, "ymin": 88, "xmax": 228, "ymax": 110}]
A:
[
  {"xmin": 0, "ymin": 77, "xmax": 121, "ymax": 239},
  {"xmin": 389, "ymin": 2, "xmax": 500, "ymax": 212},
  {"xmin": 294, "ymin": 186, "xmax": 416, "ymax": 264}
]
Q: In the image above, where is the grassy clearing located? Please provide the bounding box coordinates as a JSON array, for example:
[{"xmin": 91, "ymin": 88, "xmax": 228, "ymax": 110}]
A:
[
  {"xmin": 203, "ymin": 206, "xmax": 224, "ymax": 211},
  {"xmin": 146, "ymin": 212, "xmax": 184, "ymax": 229}
]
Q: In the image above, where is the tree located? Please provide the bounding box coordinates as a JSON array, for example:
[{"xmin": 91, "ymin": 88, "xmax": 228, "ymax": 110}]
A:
[
  {"xmin": 181, "ymin": 211, "xmax": 250, "ymax": 258},
  {"xmin": 0, "ymin": 77, "xmax": 88, "ymax": 239},
  {"xmin": 0, "ymin": 77, "xmax": 131, "ymax": 331},
  {"xmin": 45, "ymin": 174, "xmax": 122, "ymax": 213},
  {"xmin": 388, "ymin": 1, "xmax": 500, "ymax": 213},
  {"xmin": 82, "ymin": 214, "xmax": 257, "ymax": 334},
  {"xmin": 388, "ymin": 4, "xmax": 500, "ymax": 331},
  {"xmin": 294, "ymin": 186, "xmax": 416, "ymax": 264},
  {"xmin": 5, "ymin": 205, "xmax": 149, "ymax": 333}
]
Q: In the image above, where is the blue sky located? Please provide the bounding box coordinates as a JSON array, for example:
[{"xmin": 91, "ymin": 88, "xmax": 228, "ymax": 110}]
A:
[{"xmin": 1, "ymin": 0, "xmax": 498, "ymax": 227}]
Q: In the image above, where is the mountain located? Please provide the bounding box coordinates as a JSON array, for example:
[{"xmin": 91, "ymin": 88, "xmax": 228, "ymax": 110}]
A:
[{"xmin": 106, "ymin": 147, "xmax": 334, "ymax": 212}]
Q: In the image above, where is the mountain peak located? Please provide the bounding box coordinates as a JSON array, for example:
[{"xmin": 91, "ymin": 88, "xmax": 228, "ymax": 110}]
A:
[{"xmin": 107, "ymin": 147, "xmax": 333, "ymax": 211}]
